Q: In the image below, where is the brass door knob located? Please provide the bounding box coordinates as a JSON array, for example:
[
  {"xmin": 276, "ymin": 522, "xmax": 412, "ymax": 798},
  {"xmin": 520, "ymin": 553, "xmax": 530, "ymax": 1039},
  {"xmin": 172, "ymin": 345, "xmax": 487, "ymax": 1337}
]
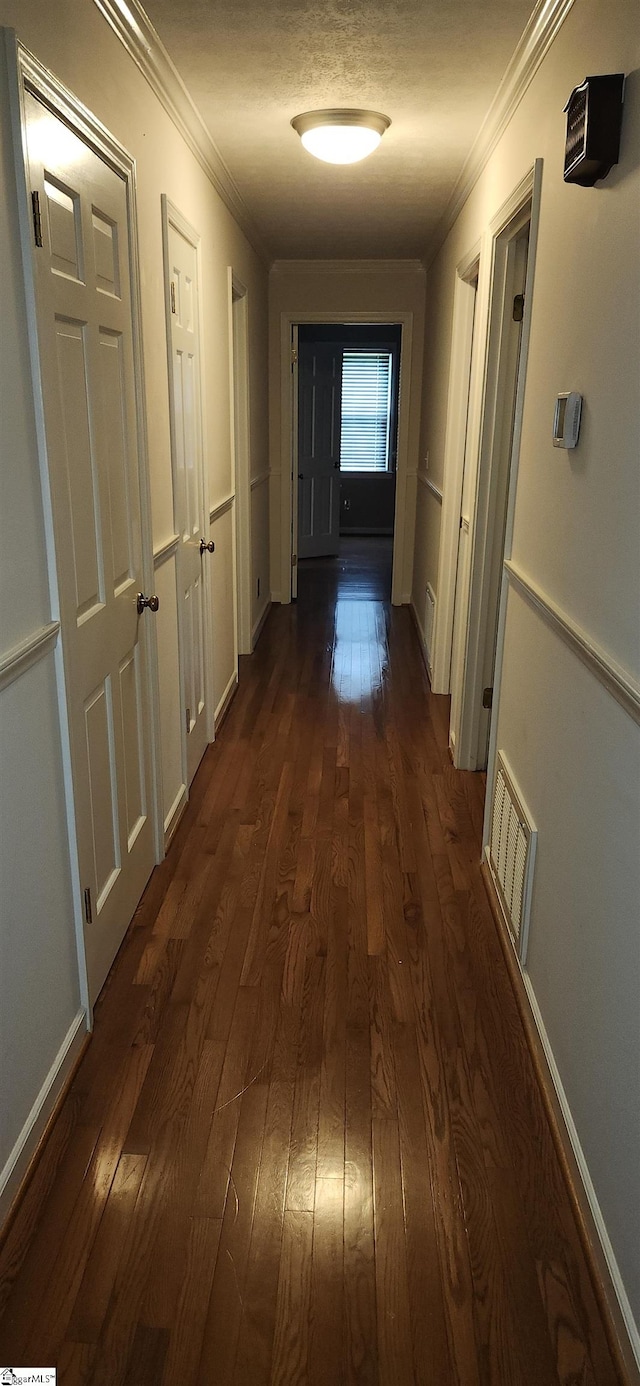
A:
[
  {"xmin": 137, "ymin": 592, "xmax": 160, "ymax": 614},
  {"xmin": 200, "ymin": 539, "xmax": 215, "ymax": 554}
]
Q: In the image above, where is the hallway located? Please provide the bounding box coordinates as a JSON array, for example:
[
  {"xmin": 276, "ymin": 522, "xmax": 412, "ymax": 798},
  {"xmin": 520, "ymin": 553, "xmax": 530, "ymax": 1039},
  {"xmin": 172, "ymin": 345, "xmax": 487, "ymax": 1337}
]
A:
[{"xmin": 0, "ymin": 544, "xmax": 621, "ymax": 1383}]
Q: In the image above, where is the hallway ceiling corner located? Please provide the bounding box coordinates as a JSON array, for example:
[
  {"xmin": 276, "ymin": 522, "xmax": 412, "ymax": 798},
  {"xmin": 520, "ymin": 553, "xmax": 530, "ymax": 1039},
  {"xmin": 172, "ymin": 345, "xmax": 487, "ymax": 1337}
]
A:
[{"xmin": 96, "ymin": 0, "xmax": 570, "ymax": 262}]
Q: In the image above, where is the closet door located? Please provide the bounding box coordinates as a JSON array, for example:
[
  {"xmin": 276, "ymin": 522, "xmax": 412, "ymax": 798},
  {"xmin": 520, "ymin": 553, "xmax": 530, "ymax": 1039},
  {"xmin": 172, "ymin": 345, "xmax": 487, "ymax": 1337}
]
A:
[{"xmin": 25, "ymin": 90, "xmax": 155, "ymax": 1001}]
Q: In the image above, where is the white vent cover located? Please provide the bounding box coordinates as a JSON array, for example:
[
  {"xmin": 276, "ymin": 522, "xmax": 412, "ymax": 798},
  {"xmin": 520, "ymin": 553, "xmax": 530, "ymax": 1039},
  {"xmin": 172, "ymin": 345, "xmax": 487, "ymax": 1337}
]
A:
[
  {"xmin": 488, "ymin": 752, "xmax": 537, "ymax": 962},
  {"xmin": 424, "ymin": 584, "xmax": 436, "ymax": 671}
]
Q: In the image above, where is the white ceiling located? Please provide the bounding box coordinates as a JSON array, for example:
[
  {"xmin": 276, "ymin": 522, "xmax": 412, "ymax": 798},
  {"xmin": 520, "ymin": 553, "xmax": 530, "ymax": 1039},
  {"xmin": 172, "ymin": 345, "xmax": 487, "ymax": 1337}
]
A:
[{"xmin": 140, "ymin": 0, "xmax": 538, "ymax": 260}]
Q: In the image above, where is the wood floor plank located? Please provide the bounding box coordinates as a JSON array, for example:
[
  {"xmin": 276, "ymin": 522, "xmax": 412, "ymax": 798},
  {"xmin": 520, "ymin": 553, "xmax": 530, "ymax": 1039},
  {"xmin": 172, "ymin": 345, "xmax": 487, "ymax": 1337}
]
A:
[
  {"xmin": 344, "ymin": 1026, "xmax": 377, "ymax": 1386},
  {"xmin": 394, "ymin": 1021, "xmax": 453, "ymax": 1383},
  {"xmin": 0, "ymin": 1042, "xmax": 154, "ymax": 1364},
  {"xmin": 57, "ymin": 1340, "xmax": 98, "ymax": 1385},
  {"xmin": 369, "ymin": 954, "xmax": 397, "ymax": 1120},
  {"xmin": 310, "ymin": 1176, "xmax": 345, "ymax": 1386},
  {"xmin": 233, "ymin": 1002, "xmax": 300, "ymax": 1385},
  {"xmin": 372, "ymin": 1116, "xmax": 414, "ymax": 1386},
  {"xmin": 122, "ymin": 1322, "xmax": 169, "ymax": 1385},
  {"xmin": 137, "ymin": 1036, "xmax": 227, "ymax": 1329},
  {"xmin": 195, "ymin": 987, "xmax": 260, "ymax": 1218},
  {"xmin": 160, "ymin": 1215, "xmax": 223, "ymax": 1386},
  {"xmin": 197, "ymin": 1080, "xmax": 269, "ymax": 1381},
  {"xmin": 270, "ymin": 1210, "xmax": 314, "ymax": 1386},
  {"xmin": 67, "ymin": 1151, "xmax": 148, "ymax": 1345},
  {"xmin": 316, "ymin": 886, "xmax": 347, "ymax": 1180},
  {"xmin": 0, "ymin": 539, "xmax": 625, "ymax": 1386},
  {"xmin": 285, "ymin": 951, "xmax": 325, "ymax": 1211}
]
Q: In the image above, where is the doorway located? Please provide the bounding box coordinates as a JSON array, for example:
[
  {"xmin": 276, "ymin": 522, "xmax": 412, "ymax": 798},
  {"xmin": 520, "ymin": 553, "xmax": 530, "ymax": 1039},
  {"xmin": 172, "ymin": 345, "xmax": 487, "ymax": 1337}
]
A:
[
  {"xmin": 280, "ymin": 310, "xmax": 416, "ymax": 608},
  {"xmin": 294, "ymin": 323, "xmax": 401, "ymax": 602},
  {"xmin": 450, "ymin": 163, "xmax": 541, "ymax": 773}
]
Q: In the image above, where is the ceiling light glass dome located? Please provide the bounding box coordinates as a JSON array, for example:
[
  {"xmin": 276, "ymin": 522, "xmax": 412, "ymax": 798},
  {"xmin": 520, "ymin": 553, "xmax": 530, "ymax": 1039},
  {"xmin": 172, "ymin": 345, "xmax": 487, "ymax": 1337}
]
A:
[{"xmin": 291, "ymin": 109, "xmax": 391, "ymax": 165}]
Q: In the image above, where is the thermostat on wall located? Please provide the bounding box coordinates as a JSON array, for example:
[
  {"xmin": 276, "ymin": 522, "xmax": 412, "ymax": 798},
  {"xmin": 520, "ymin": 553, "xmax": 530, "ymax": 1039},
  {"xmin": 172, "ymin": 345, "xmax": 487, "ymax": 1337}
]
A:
[{"xmin": 553, "ymin": 392, "xmax": 582, "ymax": 449}]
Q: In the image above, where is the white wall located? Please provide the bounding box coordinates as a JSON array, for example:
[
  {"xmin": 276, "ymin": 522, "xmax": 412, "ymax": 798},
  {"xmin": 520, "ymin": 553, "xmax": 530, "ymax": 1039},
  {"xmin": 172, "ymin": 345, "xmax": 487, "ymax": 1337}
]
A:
[
  {"xmin": 268, "ymin": 262, "xmax": 426, "ymax": 603},
  {"xmin": 411, "ymin": 0, "xmax": 640, "ymax": 1348},
  {"xmin": 0, "ymin": 0, "xmax": 268, "ymax": 1213}
]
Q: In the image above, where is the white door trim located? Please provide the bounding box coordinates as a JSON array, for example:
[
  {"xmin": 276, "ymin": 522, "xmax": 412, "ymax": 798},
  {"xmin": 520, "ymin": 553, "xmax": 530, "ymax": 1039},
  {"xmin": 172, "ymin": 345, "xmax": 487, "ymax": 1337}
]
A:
[
  {"xmin": 6, "ymin": 34, "xmax": 163, "ymax": 1018},
  {"xmin": 279, "ymin": 310, "xmax": 415, "ymax": 606},
  {"xmin": 456, "ymin": 159, "xmax": 543, "ymax": 774},
  {"xmin": 228, "ymin": 270, "xmax": 251, "ymax": 656},
  {"xmin": 431, "ymin": 244, "xmax": 481, "ymax": 693},
  {"xmin": 291, "ymin": 324, "xmax": 299, "ymax": 600}
]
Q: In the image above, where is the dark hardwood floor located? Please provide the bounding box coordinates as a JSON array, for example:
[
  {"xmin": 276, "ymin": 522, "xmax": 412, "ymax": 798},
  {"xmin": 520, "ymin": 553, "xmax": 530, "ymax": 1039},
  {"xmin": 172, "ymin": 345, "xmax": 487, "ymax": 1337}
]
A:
[{"xmin": 0, "ymin": 538, "xmax": 623, "ymax": 1383}]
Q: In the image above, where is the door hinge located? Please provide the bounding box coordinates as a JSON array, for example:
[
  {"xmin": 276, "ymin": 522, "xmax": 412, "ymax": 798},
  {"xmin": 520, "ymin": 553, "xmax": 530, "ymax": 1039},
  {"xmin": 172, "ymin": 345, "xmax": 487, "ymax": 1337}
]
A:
[
  {"xmin": 512, "ymin": 293, "xmax": 525, "ymax": 323},
  {"xmin": 83, "ymin": 887, "xmax": 93, "ymax": 925},
  {"xmin": 170, "ymin": 281, "xmax": 176, "ymax": 314},
  {"xmin": 31, "ymin": 190, "xmax": 43, "ymax": 248},
  {"xmin": 291, "ymin": 346, "xmax": 298, "ymax": 368},
  {"xmin": 291, "ymin": 553, "xmax": 298, "ymax": 566},
  {"xmin": 482, "ymin": 687, "xmax": 493, "ymax": 710},
  {"xmin": 185, "ymin": 707, "xmax": 191, "ymax": 736}
]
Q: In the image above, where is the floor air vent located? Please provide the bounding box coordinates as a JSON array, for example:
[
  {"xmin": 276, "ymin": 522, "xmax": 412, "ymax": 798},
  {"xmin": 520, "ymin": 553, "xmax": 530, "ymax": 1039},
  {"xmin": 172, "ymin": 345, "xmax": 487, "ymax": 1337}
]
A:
[{"xmin": 488, "ymin": 752, "xmax": 537, "ymax": 963}]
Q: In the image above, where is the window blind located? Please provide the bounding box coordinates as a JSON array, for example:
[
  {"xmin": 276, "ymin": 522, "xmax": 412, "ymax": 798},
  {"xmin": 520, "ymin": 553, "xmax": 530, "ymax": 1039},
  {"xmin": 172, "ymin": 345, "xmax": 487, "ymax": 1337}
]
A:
[{"xmin": 340, "ymin": 350, "xmax": 393, "ymax": 472}]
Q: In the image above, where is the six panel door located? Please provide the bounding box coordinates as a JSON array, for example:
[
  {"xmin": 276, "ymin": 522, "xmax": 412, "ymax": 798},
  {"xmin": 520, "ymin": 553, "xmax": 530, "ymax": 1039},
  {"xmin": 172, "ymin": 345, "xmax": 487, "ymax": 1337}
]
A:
[
  {"xmin": 165, "ymin": 217, "xmax": 209, "ymax": 786},
  {"xmin": 25, "ymin": 91, "xmax": 155, "ymax": 1002}
]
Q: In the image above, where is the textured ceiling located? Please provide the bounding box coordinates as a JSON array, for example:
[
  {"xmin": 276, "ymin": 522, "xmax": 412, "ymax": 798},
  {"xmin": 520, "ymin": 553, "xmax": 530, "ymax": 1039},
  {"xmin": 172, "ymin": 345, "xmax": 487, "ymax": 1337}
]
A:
[{"xmin": 140, "ymin": 0, "xmax": 538, "ymax": 260}]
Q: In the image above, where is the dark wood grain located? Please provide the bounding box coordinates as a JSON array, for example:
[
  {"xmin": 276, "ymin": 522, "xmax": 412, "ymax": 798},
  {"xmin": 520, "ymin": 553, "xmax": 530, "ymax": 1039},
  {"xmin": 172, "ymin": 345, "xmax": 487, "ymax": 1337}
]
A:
[{"xmin": 0, "ymin": 538, "xmax": 624, "ymax": 1385}]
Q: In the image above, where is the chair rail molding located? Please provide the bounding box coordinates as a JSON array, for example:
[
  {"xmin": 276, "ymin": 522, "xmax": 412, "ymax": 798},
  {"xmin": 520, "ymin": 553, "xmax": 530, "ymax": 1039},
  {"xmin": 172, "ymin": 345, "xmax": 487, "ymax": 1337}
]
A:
[
  {"xmin": 505, "ymin": 560, "xmax": 640, "ymax": 724},
  {"xmin": 0, "ymin": 621, "xmax": 60, "ymax": 694},
  {"xmin": 250, "ymin": 470, "xmax": 270, "ymax": 491},
  {"xmin": 210, "ymin": 493, "xmax": 236, "ymax": 523},
  {"xmin": 153, "ymin": 533, "xmax": 180, "ymax": 566},
  {"xmin": 417, "ymin": 472, "xmax": 444, "ymax": 503}
]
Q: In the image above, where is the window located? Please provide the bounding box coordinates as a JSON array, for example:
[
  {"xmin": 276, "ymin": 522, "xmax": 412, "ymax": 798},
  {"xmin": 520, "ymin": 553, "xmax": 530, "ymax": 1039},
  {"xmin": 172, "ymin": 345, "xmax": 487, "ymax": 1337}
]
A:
[{"xmin": 340, "ymin": 349, "xmax": 393, "ymax": 472}]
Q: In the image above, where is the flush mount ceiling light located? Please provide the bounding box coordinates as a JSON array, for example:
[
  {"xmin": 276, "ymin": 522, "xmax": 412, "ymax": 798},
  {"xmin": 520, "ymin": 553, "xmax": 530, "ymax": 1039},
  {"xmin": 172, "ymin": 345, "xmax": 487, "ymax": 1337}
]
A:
[{"xmin": 291, "ymin": 109, "xmax": 391, "ymax": 165}]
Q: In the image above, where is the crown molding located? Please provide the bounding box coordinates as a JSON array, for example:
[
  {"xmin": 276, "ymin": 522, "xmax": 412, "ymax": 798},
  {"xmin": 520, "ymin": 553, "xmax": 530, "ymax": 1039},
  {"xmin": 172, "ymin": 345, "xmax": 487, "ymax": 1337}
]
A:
[
  {"xmin": 92, "ymin": 0, "xmax": 270, "ymax": 263},
  {"xmin": 427, "ymin": 0, "xmax": 576, "ymax": 265},
  {"xmin": 270, "ymin": 258, "xmax": 426, "ymax": 276}
]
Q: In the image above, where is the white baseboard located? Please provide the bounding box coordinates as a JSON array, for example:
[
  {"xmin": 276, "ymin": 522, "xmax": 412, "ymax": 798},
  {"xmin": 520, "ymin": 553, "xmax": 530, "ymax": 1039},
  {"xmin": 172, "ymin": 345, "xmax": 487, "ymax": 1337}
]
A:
[
  {"xmin": 215, "ymin": 670, "xmax": 238, "ymax": 728},
  {"xmin": 339, "ymin": 527, "xmax": 394, "ymax": 536},
  {"xmin": 410, "ymin": 598, "xmax": 433, "ymax": 684},
  {"xmin": 0, "ymin": 1009, "xmax": 88, "ymax": 1226},
  {"xmin": 164, "ymin": 782, "xmax": 188, "ymax": 850},
  {"xmin": 270, "ymin": 590, "xmax": 282, "ymax": 605},
  {"xmin": 483, "ymin": 856, "xmax": 640, "ymax": 1375},
  {"xmin": 520, "ymin": 967, "xmax": 640, "ymax": 1370},
  {"xmin": 252, "ymin": 599, "xmax": 272, "ymax": 648}
]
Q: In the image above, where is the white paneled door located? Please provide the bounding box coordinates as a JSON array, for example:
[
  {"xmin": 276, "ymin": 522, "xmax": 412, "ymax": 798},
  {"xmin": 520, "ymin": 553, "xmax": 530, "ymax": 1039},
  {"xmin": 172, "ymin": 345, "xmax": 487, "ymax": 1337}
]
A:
[
  {"xmin": 163, "ymin": 204, "xmax": 209, "ymax": 785},
  {"xmin": 24, "ymin": 91, "xmax": 156, "ymax": 1003}
]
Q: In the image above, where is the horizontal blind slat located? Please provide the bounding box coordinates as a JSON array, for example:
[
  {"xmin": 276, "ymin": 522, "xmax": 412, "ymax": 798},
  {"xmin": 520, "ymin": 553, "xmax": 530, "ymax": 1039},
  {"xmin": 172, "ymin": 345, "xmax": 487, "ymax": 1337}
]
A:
[{"xmin": 340, "ymin": 350, "xmax": 392, "ymax": 472}]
